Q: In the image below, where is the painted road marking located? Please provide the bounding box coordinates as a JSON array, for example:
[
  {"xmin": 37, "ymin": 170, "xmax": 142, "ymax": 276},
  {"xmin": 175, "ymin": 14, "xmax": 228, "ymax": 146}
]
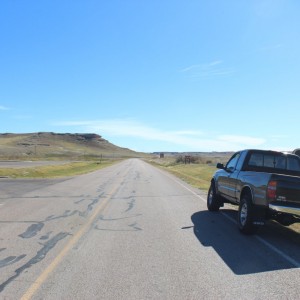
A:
[
  {"xmin": 220, "ymin": 212, "xmax": 300, "ymax": 268},
  {"xmin": 20, "ymin": 184, "xmax": 118, "ymax": 300}
]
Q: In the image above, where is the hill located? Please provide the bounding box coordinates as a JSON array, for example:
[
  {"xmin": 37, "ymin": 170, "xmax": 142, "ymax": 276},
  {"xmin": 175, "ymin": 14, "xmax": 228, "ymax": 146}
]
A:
[{"xmin": 0, "ymin": 132, "xmax": 142, "ymax": 160}]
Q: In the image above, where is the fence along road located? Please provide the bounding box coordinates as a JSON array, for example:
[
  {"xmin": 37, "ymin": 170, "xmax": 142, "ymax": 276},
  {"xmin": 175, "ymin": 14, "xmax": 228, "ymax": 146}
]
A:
[{"xmin": 0, "ymin": 159, "xmax": 300, "ymax": 299}]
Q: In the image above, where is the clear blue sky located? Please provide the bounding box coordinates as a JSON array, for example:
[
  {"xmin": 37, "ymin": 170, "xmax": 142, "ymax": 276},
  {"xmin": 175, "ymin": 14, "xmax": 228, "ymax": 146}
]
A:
[{"xmin": 1, "ymin": 0, "xmax": 299, "ymax": 152}]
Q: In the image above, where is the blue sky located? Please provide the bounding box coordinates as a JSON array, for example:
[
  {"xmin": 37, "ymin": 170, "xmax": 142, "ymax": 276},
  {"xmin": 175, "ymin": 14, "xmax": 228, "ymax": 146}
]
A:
[{"xmin": 1, "ymin": 0, "xmax": 299, "ymax": 152}]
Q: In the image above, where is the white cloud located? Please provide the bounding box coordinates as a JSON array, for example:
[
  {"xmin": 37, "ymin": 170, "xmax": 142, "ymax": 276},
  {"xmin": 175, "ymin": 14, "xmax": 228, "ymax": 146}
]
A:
[
  {"xmin": 180, "ymin": 64, "xmax": 203, "ymax": 72},
  {"xmin": 208, "ymin": 60, "xmax": 223, "ymax": 66},
  {"xmin": 181, "ymin": 60, "xmax": 235, "ymax": 80},
  {"xmin": 181, "ymin": 60, "xmax": 222, "ymax": 73},
  {"xmin": 218, "ymin": 135, "xmax": 265, "ymax": 147},
  {"xmin": 173, "ymin": 130, "xmax": 204, "ymax": 136},
  {"xmin": 55, "ymin": 119, "xmax": 266, "ymax": 152},
  {"xmin": 259, "ymin": 44, "xmax": 283, "ymax": 52}
]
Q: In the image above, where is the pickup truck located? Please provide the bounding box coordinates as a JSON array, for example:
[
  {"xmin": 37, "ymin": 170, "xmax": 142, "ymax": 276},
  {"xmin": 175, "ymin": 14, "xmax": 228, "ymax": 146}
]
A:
[{"xmin": 207, "ymin": 149, "xmax": 300, "ymax": 234}]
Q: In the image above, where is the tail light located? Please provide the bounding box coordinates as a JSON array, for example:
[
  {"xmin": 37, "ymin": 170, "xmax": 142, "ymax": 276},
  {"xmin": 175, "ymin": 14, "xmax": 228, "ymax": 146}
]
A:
[{"xmin": 267, "ymin": 180, "xmax": 277, "ymax": 200}]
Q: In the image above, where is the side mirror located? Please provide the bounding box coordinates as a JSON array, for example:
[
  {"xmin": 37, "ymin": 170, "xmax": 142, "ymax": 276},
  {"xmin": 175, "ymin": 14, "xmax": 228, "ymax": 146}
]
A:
[{"xmin": 217, "ymin": 163, "xmax": 224, "ymax": 169}]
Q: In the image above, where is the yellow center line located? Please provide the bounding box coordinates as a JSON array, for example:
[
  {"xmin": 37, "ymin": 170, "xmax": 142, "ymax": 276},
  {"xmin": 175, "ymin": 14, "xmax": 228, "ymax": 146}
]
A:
[{"xmin": 21, "ymin": 186, "xmax": 117, "ymax": 300}]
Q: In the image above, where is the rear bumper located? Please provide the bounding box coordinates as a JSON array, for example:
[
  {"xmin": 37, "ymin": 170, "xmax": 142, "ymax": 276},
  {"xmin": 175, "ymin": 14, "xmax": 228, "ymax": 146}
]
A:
[{"xmin": 269, "ymin": 203, "xmax": 300, "ymax": 217}]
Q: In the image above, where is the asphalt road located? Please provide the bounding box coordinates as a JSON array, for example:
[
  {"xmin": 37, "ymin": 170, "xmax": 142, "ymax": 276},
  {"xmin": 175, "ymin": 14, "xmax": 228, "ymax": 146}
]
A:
[{"xmin": 0, "ymin": 159, "xmax": 300, "ymax": 299}]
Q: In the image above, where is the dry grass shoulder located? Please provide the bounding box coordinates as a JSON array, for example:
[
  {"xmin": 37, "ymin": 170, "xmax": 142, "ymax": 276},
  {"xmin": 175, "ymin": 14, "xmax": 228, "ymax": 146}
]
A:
[
  {"xmin": 161, "ymin": 163, "xmax": 215, "ymax": 191},
  {"xmin": 148, "ymin": 157, "xmax": 216, "ymax": 191},
  {"xmin": 0, "ymin": 160, "xmax": 117, "ymax": 178}
]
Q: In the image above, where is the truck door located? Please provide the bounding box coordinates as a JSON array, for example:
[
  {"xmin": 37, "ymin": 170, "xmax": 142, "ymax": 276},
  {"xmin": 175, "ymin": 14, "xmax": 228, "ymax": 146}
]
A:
[
  {"xmin": 217, "ymin": 152, "xmax": 241, "ymax": 201},
  {"xmin": 226, "ymin": 151, "xmax": 246, "ymax": 203}
]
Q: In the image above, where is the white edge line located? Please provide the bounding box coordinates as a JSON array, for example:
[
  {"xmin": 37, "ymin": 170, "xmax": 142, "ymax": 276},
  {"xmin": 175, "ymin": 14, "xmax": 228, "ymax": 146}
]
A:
[
  {"xmin": 158, "ymin": 167, "xmax": 300, "ymax": 268},
  {"xmin": 255, "ymin": 236, "xmax": 300, "ymax": 268},
  {"xmin": 220, "ymin": 212, "xmax": 300, "ymax": 267}
]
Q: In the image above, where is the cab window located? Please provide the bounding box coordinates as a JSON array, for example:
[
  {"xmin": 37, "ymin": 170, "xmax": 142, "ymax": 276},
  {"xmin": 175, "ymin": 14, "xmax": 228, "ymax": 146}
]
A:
[{"xmin": 226, "ymin": 153, "xmax": 240, "ymax": 172}]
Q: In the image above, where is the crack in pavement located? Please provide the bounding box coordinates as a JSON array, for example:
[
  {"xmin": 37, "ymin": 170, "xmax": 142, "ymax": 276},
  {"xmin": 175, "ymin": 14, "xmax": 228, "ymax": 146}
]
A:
[
  {"xmin": 18, "ymin": 223, "xmax": 44, "ymax": 239},
  {"xmin": 0, "ymin": 232, "xmax": 69, "ymax": 293},
  {"xmin": 0, "ymin": 255, "xmax": 27, "ymax": 268}
]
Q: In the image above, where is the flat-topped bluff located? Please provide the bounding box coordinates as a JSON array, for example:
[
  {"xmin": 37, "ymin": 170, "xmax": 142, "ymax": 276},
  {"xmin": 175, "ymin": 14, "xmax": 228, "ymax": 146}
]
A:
[{"xmin": 0, "ymin": 132, "xmax": 140, "ymax": 159}]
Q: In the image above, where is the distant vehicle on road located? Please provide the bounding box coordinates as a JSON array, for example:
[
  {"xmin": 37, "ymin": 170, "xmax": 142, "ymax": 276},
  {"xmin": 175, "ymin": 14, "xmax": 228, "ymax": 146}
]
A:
[{"xmin": 207, "ymin": 149, "xmax": 300, "ymax": 234}]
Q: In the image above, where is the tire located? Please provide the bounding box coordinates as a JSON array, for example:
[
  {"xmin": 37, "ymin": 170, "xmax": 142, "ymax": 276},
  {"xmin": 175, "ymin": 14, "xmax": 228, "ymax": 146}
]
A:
[
  {"xmin": 238, "ymin": 194, "xmax": 258, "ymax": 234},
  {"xmin": 207, "ymin": 183, "xmax": 221, "ymax": 211}
]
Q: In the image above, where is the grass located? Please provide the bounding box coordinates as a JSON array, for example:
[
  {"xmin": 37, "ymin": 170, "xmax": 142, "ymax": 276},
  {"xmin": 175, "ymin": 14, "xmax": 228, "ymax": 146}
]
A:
[
  {"xmin": 0, "ymin": 160, "xmax": 117, "ymax": 178},
  {"xmin": 162, "ymin": 163, "xmax": 215, "ymax": 191},
  {"xmin": 149, "ymin": 157, "xmax": 216, "ymax": 191}
]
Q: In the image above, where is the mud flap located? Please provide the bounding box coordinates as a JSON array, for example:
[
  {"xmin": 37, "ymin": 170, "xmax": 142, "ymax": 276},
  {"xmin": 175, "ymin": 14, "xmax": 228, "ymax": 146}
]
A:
[{"xmin": 252, "ymin": 206, "xmax": 267, "ymax": 226}]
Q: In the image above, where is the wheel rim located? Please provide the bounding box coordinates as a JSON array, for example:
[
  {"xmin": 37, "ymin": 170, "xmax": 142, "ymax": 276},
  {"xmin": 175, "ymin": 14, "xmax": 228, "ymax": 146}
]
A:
[{"xmin": 240, "ymin": 203, "xmax": 248, "ymax": 226}]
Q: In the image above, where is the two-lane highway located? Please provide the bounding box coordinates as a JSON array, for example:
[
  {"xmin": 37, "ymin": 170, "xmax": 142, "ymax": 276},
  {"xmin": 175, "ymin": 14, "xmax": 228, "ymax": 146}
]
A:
[{"xmin": 0, "ymin": 159, "xmax": 300, "ymax": 299}]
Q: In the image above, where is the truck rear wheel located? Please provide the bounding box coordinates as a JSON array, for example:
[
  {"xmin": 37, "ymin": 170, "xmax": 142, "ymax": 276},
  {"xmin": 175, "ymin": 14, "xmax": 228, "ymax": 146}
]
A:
[
  {"xmin": 207, "ymin": 183, "xmax": 221, "ymax": 211},
  {"xmin": 238, "ymin": 194, "xmax": 258, "ymax": 234}
]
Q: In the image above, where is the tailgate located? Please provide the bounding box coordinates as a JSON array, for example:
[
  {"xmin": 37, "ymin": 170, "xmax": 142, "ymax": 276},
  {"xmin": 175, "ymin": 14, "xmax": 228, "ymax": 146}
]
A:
[{"xmin": 272, "ymin": 174, "xmax": 300, "ymax": 204}]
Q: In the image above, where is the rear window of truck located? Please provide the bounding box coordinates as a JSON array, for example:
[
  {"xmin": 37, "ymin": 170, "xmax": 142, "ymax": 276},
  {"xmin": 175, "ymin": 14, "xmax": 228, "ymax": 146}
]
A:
[{"xmin": 247, "ymin": 153, "xmax": 300, "ymax": 173}]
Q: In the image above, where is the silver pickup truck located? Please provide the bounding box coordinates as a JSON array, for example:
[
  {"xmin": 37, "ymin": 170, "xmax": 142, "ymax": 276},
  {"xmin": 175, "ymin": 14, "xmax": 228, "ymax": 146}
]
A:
[{"xmin": 207, "ymin": 149, "xmax": 300, "ymax": 234}]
